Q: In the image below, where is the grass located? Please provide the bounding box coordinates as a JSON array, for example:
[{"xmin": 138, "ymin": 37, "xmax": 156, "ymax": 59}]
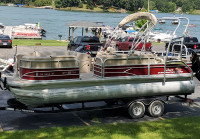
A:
[
  {"xmin": 0, "ymin": 116, "xmax": 200, "ymax": 139},
  {"xmin": 191, "ymin": 10, "xmax": 200, "ymax": 14},
  {"xmin": 12, "ymin": 39, "xmax": 68, "ymax": 46}
]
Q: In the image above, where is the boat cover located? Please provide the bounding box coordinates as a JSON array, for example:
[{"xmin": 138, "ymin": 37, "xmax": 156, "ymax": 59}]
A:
[{"xmin": 118, "ymin": 12, "xmax": 157, "ymax": 28}]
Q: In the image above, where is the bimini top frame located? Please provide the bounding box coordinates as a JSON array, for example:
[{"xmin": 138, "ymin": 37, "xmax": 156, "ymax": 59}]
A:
[{"xmin": 114, "ymin": 12, "xmax": 158, "ymax": 56}]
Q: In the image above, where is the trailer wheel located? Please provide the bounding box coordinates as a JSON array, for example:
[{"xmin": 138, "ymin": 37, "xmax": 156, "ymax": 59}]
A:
[
  {"xmin": 128, "ymin": 101, "xmax": 145, "ymax": 119},
  {"xmin": 148, "ymin": 100, "xmax": 164, "ymax": 117}
]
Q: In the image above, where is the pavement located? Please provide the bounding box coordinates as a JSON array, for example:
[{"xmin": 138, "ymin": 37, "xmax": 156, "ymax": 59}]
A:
[
  {"xmin": 0, "ymin": 45, "xmax": 200, "ymax": 131},
  {"xmin": 3, "ymin": 26, "xmax": 13, "ymax": 38}
]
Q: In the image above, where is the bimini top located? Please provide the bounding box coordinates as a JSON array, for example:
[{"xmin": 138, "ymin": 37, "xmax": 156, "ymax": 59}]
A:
[{"xmin": 118, "ymin": 12, "xmax": 157, "ymax": 28}]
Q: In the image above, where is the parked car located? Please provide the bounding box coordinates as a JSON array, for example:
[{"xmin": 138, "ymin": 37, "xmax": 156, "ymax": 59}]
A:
[
  {"xmin": 165, "ymin": 37, "xmax": 200, "ymax": 51},
  {"xmin": 116, "ymin": 37, "xmax": 152, "ymax": 51},
  {"xmin": 67, "ymin": 36, "xmax": 103, "ymax": 57},
  {"xmin": 0, "ymin": 35, "xmax": 12, "ymax": 48}
]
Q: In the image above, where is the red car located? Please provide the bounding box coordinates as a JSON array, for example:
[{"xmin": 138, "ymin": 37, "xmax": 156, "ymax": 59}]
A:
[
  {"xmin": 116, "ymin": 37, "xmax": 152, "ymax": 51},
  {"xmin": 0, "ymin": 35, "xmax": 12, "ymax": 48}
]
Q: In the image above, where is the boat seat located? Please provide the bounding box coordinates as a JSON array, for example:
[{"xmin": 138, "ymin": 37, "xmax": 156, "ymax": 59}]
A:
[
  {"xmin": 50, "ymin": 56, "xmax": 77, "ymax": 68},
  {"xmin": 155, "ymin": 57, "xmax": 164, "ymax": 63},
  {"xmin": 20, "ymin": 56, "xmax": 52, "ymax": 68},
  {"xmin": 95, "ymin": 51, "xmax": 157, "ymax": 66},
  {"xmin": 76, "ymin": 53, "xmax": 91, "ymax": 73}
]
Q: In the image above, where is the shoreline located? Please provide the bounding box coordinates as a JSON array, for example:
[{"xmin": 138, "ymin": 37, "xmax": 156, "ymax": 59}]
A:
[{"xmin": 1, "ymin": 4, "xmax": 200, "ymax": 14}]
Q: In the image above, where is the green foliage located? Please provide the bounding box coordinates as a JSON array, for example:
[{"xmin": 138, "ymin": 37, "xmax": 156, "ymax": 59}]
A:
[
  {"xmin": 86, "ymin": 0, "xmax": 94, "ymax": 10},
  {"xmin": 167, "ymin": 1, "xmax": 176, "ymax": 12},
  {"xmin": 127, "ymin": 0, "xmax": 144, "ymax": 12},
  {"xmin": 193, "ymin": 0, "xmax": 200, "ymax": 10},
  {"xmin": 144, "ymin": 1, "xmax": 156, "ymax": 11},
  {"xmin": 182, "ymin": 0, "xmax": 194, "ymax": 13},
  {"xmin": 1, "ymin": 0, "xmax": 200, "ymax": 13},
  {"xmin": 102, "ymin": 0, "xmax": 112, "ymax": 11},
  {"xmin": 78, "ymin": 1, "xmax": 83, "ymax": 8},
  {"xmin": 135, "ymin": 19, "xmax": 147, "ymax": 29},
  {"xmin": 12, "ymin": 40, "xmax": 68, "ymax": 46},
  {"xmin": 55, "ymin": 0, "xmax": 62, "ymax": 8},
  {"xmin": 154, "ymin": 0, "xmax": 176, "ymax": 13}
]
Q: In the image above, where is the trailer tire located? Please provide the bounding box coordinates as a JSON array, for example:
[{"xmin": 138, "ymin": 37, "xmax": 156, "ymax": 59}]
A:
[
  {"xmin": 128, "ymin": 101, "xmax": 145, "ymax": 119},
  {"xmin": 148, "ymin": 100, "xmax": 164, "ymax": 117}
]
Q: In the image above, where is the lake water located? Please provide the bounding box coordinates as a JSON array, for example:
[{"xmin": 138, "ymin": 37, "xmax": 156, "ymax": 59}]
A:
[{"xmin": 1, "ymin": 6, "xmax": 200, "ymax": 40}]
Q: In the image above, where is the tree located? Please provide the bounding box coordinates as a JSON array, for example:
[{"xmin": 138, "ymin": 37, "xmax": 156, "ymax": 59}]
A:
[
  {"xmin": 135, "ymin": 19, "xmax": 147, "ymax": 29},
  {"xmin": 144, "ymin": 0, "xmax": 156, "ymax": 10},
  {"xmin": 166, "ymin": 2, "xmax": 176, "ymax": 13},
  {"xmin": 182, "ymin": 0, "xmax": 194, "ymax": 13},
  {"xmin": 102, "ymin": 0, "xmax": 112, "ymax": 11},
  {"xmin": 192, "ymin": 0, "xmax": 200, "ymax": 10},
  {"xmin": 78, "ymin": 1, "xmax": 83, "ymax": 8},
  {"xmin": 55, "ymin": 0, "xmax": 62, "ymax": 8},
  {"xmin": 86, "ymin": 0, "xmax": 94, "ymax": 10}
]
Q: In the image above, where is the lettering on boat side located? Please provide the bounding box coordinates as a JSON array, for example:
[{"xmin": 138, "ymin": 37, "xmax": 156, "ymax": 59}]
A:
[
  {"xmin": 38, "ymin": 72, "xmax": 55, "ymax": 76},
  {"xmin": 35, "ymin": 71, "xmax": 78, "ymax": 76},
  {"xmin": 157, "ymin": 68, "xmax": 183, "ymax": 74},
  {"xmin": 175, "ymin": 68, "xmax": 183, "ymax": 74}
]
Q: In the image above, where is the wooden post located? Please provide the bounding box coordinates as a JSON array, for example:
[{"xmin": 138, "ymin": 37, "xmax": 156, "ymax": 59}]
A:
[
  {"xmin": 99, "ymin": 28, "xmax": 102, "ymax": 42},
  {"xmin": 68, "ymin": 27, "xmax": 71, "ymax": 40},
  {"xmin": 72, "ymin": 27, "xmax": 74, "ymax": 40},
  {"xmin": 82, "ymin": 27, "xmax": 84, "ymax": 36}
]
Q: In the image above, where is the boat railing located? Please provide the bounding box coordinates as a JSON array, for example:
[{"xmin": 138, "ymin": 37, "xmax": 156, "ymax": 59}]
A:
[
  {"xmin": 19, "ymin": 58, "xmax": 80, "ymax": 80},
  {"xmin": 20, "ymin": 59, "xmax": 78, "ymax": 69},
  {"xmin": 129, "ymin": 21, "xmax": 155, "ymax": 55},
  {"xmin": 163, "ymin": 42, "xmax": 193, "ymax": 84},
  {"xmin": 94, "ymin": 56, "xmax": 156, "ymax": 78}
]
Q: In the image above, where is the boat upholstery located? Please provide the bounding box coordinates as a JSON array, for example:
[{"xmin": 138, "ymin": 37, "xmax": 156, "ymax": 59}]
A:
[
  {"xmin": 76, "ymin": 53, "xmax": 91, "ymax": 73},
  {"xmin": 95, "ymin": 50, "xmax": 163, "ymax": 66},
  {"xmin": 17, "ymin": 50, "xmax": 91, "ymax": 74}
]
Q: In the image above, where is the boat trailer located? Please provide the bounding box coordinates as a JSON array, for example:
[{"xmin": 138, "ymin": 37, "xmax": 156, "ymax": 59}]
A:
[{"xmin": 0, "ymin": 95, "xmax": 194, "ymax": 116}]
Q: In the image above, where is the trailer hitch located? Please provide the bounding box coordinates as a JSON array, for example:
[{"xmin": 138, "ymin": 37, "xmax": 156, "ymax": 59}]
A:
[{"xmin": 0, "ymin": 72, "xmax": 7, "ymax": 90}]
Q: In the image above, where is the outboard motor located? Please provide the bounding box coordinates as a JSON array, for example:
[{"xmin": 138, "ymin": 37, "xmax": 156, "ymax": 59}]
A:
[{"xmin": 191, "ymin": 51, "xmax": 200, "ymax": 81}]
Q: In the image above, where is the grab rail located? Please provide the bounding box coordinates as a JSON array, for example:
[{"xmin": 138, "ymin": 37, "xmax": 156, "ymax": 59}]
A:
[{"xmin": 94, "ymin": 56, "xmax": 154, "ymax": 78}]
